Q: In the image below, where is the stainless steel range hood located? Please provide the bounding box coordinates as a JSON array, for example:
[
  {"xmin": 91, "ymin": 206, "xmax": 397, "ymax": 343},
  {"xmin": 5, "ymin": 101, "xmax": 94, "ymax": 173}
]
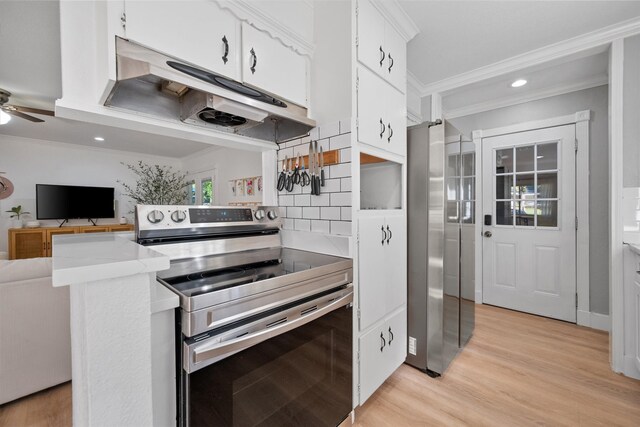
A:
[{"xmin": 104, "ymin": 37, "xmax": 315, "ymax": 144}]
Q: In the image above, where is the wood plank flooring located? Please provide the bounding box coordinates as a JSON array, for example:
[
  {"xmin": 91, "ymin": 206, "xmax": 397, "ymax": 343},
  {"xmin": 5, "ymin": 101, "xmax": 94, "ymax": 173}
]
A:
[{"xmin": 0, "ymin": 304, "xmax": 638, "ymax": 426}]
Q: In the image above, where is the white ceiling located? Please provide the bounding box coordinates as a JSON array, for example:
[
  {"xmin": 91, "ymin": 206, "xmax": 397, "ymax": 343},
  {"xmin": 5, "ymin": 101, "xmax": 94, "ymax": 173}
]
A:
[{"xmin": 401, "ymin": 0, "xmax": 640, "ymax": 87}]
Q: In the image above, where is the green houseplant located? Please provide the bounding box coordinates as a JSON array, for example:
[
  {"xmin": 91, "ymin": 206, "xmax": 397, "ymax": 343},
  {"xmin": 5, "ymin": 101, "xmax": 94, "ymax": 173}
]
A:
[
  {"xmin": 119, "ymin": 162, "xmax": 188, "ymax": 211},
  {"xmin": 5, "ymin": 205, "xmax": 30, "ymax": 228}
]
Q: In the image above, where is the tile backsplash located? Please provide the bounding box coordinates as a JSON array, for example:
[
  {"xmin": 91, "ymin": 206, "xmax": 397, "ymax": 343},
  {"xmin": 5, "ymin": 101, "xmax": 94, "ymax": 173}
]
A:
[{"xmin": 277, "ymin": 120, "xmax": 352, "ymax": 236}]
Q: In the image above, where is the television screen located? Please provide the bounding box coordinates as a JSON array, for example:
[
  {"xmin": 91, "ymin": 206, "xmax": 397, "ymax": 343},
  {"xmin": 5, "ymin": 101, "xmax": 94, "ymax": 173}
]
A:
[{"xmin": 36, "ymin": 184, "xmax": 115, "ymax": 220}]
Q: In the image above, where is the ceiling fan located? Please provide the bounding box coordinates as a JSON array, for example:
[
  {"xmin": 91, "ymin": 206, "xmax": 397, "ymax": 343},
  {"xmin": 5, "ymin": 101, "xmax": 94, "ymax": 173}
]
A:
[{"xmin": 0, "ymin": 89, "xmax": 54, "ymax": 123}]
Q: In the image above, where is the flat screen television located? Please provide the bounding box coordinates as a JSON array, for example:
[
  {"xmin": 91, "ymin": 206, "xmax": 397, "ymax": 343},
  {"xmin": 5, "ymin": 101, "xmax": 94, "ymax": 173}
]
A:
[{"xmin": 36, "ymin": 184, "xmax": 115, "ymax": 220}]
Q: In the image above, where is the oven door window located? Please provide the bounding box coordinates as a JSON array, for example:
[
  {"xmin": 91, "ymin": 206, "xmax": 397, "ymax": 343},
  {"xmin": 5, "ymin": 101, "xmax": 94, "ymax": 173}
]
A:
[{"xmin": 185, "ymin": 305, "xmax": 352, "ymax": 427}]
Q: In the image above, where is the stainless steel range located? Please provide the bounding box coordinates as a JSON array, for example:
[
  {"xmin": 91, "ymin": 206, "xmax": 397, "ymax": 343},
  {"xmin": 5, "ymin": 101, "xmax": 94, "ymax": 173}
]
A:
[{"xmin": 136, "ymin": 205, "xmax": 353, "ymax": 427}]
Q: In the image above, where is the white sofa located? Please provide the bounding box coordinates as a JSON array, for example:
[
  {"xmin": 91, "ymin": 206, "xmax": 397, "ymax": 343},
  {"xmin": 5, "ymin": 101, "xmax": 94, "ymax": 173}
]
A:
[{"xmin": 0, "ymin": 257, "xmax": 71, "ymax": 405}]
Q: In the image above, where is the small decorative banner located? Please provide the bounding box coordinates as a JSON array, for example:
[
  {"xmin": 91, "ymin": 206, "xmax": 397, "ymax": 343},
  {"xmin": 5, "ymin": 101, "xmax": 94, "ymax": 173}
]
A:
[
  {"xmin": 235, "ymin": 179, "xmax": 245, "ymax": 196},
  {"xmin": 257, "ymin": 176, "xmax": 263, "ymax": 193},
  {"xmin": 245, "ymin": 177, "xmax": 254, "ymax": 196},
  {"xmin": 229, "ymin": 180, "xmax": 236, "ymax": 196}
]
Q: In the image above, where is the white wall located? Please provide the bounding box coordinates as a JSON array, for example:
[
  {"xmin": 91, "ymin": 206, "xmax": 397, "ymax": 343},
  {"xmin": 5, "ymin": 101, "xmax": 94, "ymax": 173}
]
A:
[
  {"xmin": 624, "ymin": 34, "xmax": 640, "ymax": 188},
  {"xmin": 448, "ymin": 85, "xmax": 610, "ymax": 315},
  {"xmin": 0, "ymin": 135, "xmax": 182, "ymax": 252},
  {"xmin": 181, "ymin": 146, "xmax": 263, "ymax": 206},
  {"xmin": 309, "ymin": 0, "xmax": 351, "ymax": 125}
]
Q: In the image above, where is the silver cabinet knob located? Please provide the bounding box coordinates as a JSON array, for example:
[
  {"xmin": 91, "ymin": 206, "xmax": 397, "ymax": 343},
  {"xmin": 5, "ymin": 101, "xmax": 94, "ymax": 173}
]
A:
[
  {"xmin": 267, "ymin": 210, "xmax": 278, "ymax": 220},
  {"xmin": 254, "ymin": 209, "xmax": 265, "ymax": 220},
  {"xmin": 171, "ymin": 210, "xmax": 186, "ymax": 223},
  {"xmin": 147, "ymin": 210, "xmax": 164, "ymax": 224},
  {"xmin": 484, "ymin": 231, "xmax": 492, "ymax": 238}
]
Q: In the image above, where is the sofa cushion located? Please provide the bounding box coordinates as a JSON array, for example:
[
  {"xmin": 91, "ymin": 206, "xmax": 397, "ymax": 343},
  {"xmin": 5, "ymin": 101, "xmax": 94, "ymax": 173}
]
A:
[{"xmin": 0, "ymin": 257, "xmax": 52, "ymax": 284}]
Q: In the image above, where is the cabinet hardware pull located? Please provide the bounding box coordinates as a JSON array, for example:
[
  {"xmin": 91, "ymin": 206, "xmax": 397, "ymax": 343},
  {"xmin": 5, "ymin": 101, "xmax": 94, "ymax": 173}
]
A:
[
  {"xmin": 379, "ymin": 46, "xmax": 385, "ymax": 66},
  {"xmin": 250, "ymin": 48, "xmax": 257, "ymax": 74},
  {"xmin": 379, "ymin": 118, "xmax": 386, "ymax": 138},
  {"xmin": 387, "ymin": 123, "xmax": 393, "ymax": 143},
  {"xmin": 388, "ymin": 327, "xmax": 394, "ymax": 345},
  {"xmin": 43, "ymin": 242, "xmax": 46, "ymax": 251},
  {"xmin": 388, "ymin": 53, "xmax": 394, "ymax": 72},
  {"xmin": 381, "ymin": 225, "xmax": 387, "ymax": 246},
  {"xmin": 222, "ymin": 36, "xmax": 229, "ymax": 64},
  {"xmin": 380, "ymin": 332, "xmax": 386, "ymax": 352},
  {"xmin": 386, "ymin": 225, "xmax": 392, "ymax": 244}
]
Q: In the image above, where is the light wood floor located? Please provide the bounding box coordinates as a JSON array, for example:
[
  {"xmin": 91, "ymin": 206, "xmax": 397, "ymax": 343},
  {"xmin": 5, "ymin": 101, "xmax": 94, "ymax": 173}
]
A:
[{"xmin": 1, "ymin": 305, "xmax": 638, "ymax": 426}]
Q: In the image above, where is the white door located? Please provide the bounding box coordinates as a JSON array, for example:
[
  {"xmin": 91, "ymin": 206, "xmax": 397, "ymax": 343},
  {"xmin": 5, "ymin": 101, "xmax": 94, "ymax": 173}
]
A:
[
  {"xmin": 358, "ymin": 215, "xmax": 387, "ymax": 330},
  {"xmin": 482, "ymin": 125, "xmax": 576, "ymax": 322},
  {"xmin": 384, "ymin": 215, "xmax": 406, "ymax": 313}
]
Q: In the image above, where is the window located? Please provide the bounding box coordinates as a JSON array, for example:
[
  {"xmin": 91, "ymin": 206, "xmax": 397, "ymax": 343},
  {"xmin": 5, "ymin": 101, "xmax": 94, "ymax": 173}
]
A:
[
  {"xmin": 184, "ymin": 169, "xmax": 216, "ymax": 206},
  {"xmin": 447, "ymin": 151, "xmax": 475, "ymax": 224},
  {"xmin": 201, "ymin": 178, "xmax": 213, "ymax": 205}
]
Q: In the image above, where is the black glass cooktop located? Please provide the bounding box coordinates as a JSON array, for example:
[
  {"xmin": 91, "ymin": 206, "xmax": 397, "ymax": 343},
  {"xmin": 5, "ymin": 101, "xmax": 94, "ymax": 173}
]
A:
[{"xmin": 157, "ymin": 248, "xmax": 351, "ymax": 299}]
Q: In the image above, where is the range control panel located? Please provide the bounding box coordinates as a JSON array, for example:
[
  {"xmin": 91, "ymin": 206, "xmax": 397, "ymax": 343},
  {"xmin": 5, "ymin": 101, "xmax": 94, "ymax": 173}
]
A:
[{"xmin": 136, "ymin": 205, "xmax": 282, "ymax": 232}]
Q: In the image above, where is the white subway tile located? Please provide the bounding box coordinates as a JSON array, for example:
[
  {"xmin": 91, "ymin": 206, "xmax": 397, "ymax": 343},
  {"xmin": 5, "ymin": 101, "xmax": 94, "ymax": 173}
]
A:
[
  {"xmin": 331, "ymin": 220, "xmax": 352, "ymax": 236},
  {"xmin": 294, "ymin": 219, "xmax": 311, "ymax": 232},
  {"xmin": 341, "ymin": 177, "xmax": 352, "ymax": 191},
  {"xmin": 330, "ymin": 192, "xmax": 352, "ymax": 206},
  {"xmin": 301, "ymin": 184, "xmax": 312, "ymax": 194},
  {"xmin": 310, "ymin": 193, "xmax": 330, "ymax": 206},
  {"xmin": 283, "ymin": 218, "xmax": 294, "ymax": 230},
  {"xmin": 277, "ymin": 147, "xmax": 293, "ymax": 161},
  {"xmin": 320, "ymin": 206, "xmax": 341, "ymax": 220},
  {"xmin": 340, "ymin": 119, "xmax": 352, "ymax": 134},
  {"xmin": 309, "ymin": 127, "xmax": 319, "ymax": 140},
  {"xmin": 294, "ymin": 194, "xmax": 311, "ymax": 206},
  {"xmin": 302, "ymin": 207, "xmax": 320, "ymax": 219},
  {"xmin": 287, "ymin": 206, "xmax": 302, "ymax": 218},
  {"xmin": 278, "ymin": 207, "xmax": 287, "ymax": 217},
  {"xmin": 311, "ymin": 220, "xmax": 330, "ymax": 234},
  {"xmin": 339, "ymin": 147, "xmax": 352, "ymax": 162},
  {"xmin": 329, "ymin": 163, "xmax": 351, "ymax": 179},
  {"xmin": 279, "ymin": 195, "xmax": 294, "ymax": 205},
  {"xmin": 319, "ymin": 121, "xmax": 340, "ymax": 139},
  {"xmin": 330, "ymin": 133, "xmax": 351, "ymax": 150},
  {"xmin": 341, "ymin": 207, "xmax": 352, "ymax": 221},
  {"xmin": 322, "ymin": 178, "xmax": 341, "ymax": 193}
]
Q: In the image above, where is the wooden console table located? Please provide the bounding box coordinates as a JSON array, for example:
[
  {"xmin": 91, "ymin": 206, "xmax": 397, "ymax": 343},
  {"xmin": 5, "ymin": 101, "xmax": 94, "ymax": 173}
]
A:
[{"xmin": 8, "ymin": 224, "xmax": 134, "ymax": 260}]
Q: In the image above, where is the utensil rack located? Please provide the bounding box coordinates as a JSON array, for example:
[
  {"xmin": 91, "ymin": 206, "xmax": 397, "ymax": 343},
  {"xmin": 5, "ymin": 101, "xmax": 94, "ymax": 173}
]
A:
[{"xmin": 292, "ymin": 149, "xmax": 340, "ymax": 168}]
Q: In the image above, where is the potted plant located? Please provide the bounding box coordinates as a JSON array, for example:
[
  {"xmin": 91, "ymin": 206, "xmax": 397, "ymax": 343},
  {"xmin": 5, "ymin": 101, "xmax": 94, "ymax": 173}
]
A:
[
  {"xmin": 6, "ymin": 205, "xmax": 30, "ymax": 228},
  {"xmin": 119, "ymin": 161, "xmax": 188, "ymax": 211}
]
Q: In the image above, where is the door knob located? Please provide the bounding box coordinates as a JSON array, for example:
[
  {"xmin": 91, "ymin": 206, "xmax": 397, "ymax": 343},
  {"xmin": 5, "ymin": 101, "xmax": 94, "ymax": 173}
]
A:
[{"xmin": 484, "ymin": 231, "xmax": 492, "ymax": 238}]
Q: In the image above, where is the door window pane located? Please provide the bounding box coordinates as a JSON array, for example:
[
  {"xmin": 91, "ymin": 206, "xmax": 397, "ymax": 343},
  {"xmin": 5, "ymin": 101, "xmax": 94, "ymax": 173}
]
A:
[
  {"xmin": 462, "ymin": 201, "xmax": 475, "ymax": 224},
  {"xmin": 462, "ymin": 153, "xmax": 475, "ymax": 176},
  {"xmin": 447, "ymin": 202, "xmax": 459, "ymax": 223},
  {"xmin": 462, "ymin": 177, "xmax": 475, "ymax": 201},
  {"xmin": 537, "ymin": 143, "xmax": 558, "ymax": 170},
  {"xmin": 496, "ymin": 201, "xmax": 513, "ymax": 225},
  {"xmin": 537, "ymin": 200, "xmax": 558, "ymax": 227},
  {"xmin": 514, "ymin": 174, "xmax": 535, "ymax": 199},
  {"xmin": 186, "ymin": 180, "xmax": 196, "ymax": 205},
  {"xmin": 496, "ymin": 148, "xmax": 513, "ymax": 174},
  {"xmin": 515, "ymin": 201, "xmax": 535, "ymax": 227},
  {"xmin": 447, "ymin": 154, "xmax": 460, "ymax": 177},
  {"xmin": 447, "ymin": 178, "xmax": 460, "ymax": 201},
  {"xmin": 496, "ymin": 175, "xmax": 513, "ymax": 200},
  {"xmin": 537, "ymin": 173, "xmax": 558, "ymax": 198},
  {"xmin": 201, "ymin": 178, "xmax": 213, "ymax": 205},
  {"xmin": 516, "ymin": 145, "xmax": 535, "ymax": 172}
]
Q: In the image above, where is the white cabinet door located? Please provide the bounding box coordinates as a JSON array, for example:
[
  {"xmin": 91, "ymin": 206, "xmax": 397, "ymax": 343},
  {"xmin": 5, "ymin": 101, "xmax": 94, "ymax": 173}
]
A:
[
  {"xmin": 241, "ymin": 23, "xmax": 307, "ymax": 107},
  {"xmin": 358, "ymin": 215, "xmax": 387, "ymax": 331},
  {"xmin": 125, "ymin": 1, "xmax": 240, "ymax": 81},
  {"xmin": 385, "ymin": 86, "xmax": 407, "ymax": 156},
  {"xmin": 358, "ymin": 307, "xmax": 407, "ymax": 404},
  {"xmin": 384, "ymin": 23, "xmax": 407, "ymax": 94},
  {"xmin": 356, "ymin": 0, "xmax": 386, "ymax": 76},
  {"xmin": 385, "ymin": 215, "xmax": 406, "ymax": 312},
  {"xmin": 357, "ymin": 66, "xmax": 387, "ymax": 150}
]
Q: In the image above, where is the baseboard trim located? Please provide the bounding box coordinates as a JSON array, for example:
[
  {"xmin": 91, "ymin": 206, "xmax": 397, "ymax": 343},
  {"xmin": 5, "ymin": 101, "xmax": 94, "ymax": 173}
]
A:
[
  {"xmin": 623, "ymin": 356, "xmax": 640, "ymax": 380},
  {"xmin": 475, "ymin": 290, "xmax": 482, "ymax": 304},
  {"xmin": 577, "ymin": 309, "xmax": 610, "ymax": 332}
]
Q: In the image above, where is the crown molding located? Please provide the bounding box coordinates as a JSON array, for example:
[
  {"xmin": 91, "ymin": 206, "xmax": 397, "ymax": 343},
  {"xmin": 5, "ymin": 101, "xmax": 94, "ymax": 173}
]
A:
[
  {"xmin": 407, "ymin": 70, "xmax": 426, "ymax": 94},
  {"xmin": 444, "ymin": 74, "xmax": 607, "ymax": 120},
  {"xmin": 414, "ymin": 15, "xmax": 640, "ymax": 97},
  {"xmin": 215, "ymin": 0, "xmax": 315, "ymax": 57},
  {"xmin": 372, "ymin": 0, "xmax": 420, "ymax": 42}
]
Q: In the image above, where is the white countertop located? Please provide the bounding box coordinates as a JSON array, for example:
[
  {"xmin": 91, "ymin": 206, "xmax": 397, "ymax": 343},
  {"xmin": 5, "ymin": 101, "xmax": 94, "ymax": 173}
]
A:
[{"xmin": 52, "ymin": 232, "xmax": 170, "ymax": 287}]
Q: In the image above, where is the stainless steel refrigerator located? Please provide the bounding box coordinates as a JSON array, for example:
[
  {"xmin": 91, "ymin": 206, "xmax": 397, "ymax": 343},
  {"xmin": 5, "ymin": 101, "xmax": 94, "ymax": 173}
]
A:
[{"xmin": 406, "ymin": 120, "xmax": 475, "ymax": 376}]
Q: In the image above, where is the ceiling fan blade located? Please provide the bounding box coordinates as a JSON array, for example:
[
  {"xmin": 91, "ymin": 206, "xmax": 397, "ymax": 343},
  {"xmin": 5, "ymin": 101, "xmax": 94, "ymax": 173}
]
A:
[
  {"xmin": 7, "ymin": 109, "xmax": 45, "ymax": 123},
  {"xmin": 12, "ymin": 105, "xmax": 54, "ymax": 116}
]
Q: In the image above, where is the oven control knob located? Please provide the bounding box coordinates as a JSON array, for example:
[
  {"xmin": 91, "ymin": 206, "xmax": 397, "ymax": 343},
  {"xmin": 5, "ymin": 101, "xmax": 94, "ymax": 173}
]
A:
[
  {"xmin": 171, "ymin": 210, "xmax": 187, "ymax": 223},
  {"xmin": 267, "ymin": 210, "xmax": 278, "ymax": 220},
  {"xmin": 147, "ymin": 210, "xmax": 164, "ymax": 224},
  {"xmin": 254, "ymin": 209, "xmax": 265, "ymax": 220}
]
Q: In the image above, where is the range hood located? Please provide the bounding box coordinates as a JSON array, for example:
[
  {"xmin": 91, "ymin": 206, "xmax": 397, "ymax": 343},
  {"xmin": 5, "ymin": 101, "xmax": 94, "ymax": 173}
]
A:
[{"xmin": 104, "ymin": 37, "xmax": 315, "ymax": 144}]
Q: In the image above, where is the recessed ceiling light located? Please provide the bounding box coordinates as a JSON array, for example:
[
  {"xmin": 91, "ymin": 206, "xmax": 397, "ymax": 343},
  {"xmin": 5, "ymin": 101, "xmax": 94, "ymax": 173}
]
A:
[
  {"xmin": 0, "ymin": 110, "xmax": 11, "ymax": 125},
  {"xmin": 94, "ymin": 136, "xmax": 105, "ymax": 141},
  {"xmin": 511, "ymin": 79, "xmax": 527, "ymax": 88}
]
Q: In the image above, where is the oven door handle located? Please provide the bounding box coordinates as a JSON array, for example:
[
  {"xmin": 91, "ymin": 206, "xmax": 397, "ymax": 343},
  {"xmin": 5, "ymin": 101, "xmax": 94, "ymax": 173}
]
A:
[{"xmin": 190, "ymin": 291, "xmax": 353, "ymax": 369}]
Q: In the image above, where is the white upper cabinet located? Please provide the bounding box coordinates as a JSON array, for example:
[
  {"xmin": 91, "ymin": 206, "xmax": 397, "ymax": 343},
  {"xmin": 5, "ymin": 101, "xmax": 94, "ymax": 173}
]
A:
[
  {"xmin": 241, "ymin": 23, "xmax": 307, "ymax": 107},
  {"xmin": 124, "ymin": 1, "xmax": 241, "ymax": 81},
  {"xmin": 357, "ymin": 0, "xmax": 406, "ymax": 94},
  {"xmin": 357, "ymin": 66, "xmax": 406, "ymax": 156}
]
